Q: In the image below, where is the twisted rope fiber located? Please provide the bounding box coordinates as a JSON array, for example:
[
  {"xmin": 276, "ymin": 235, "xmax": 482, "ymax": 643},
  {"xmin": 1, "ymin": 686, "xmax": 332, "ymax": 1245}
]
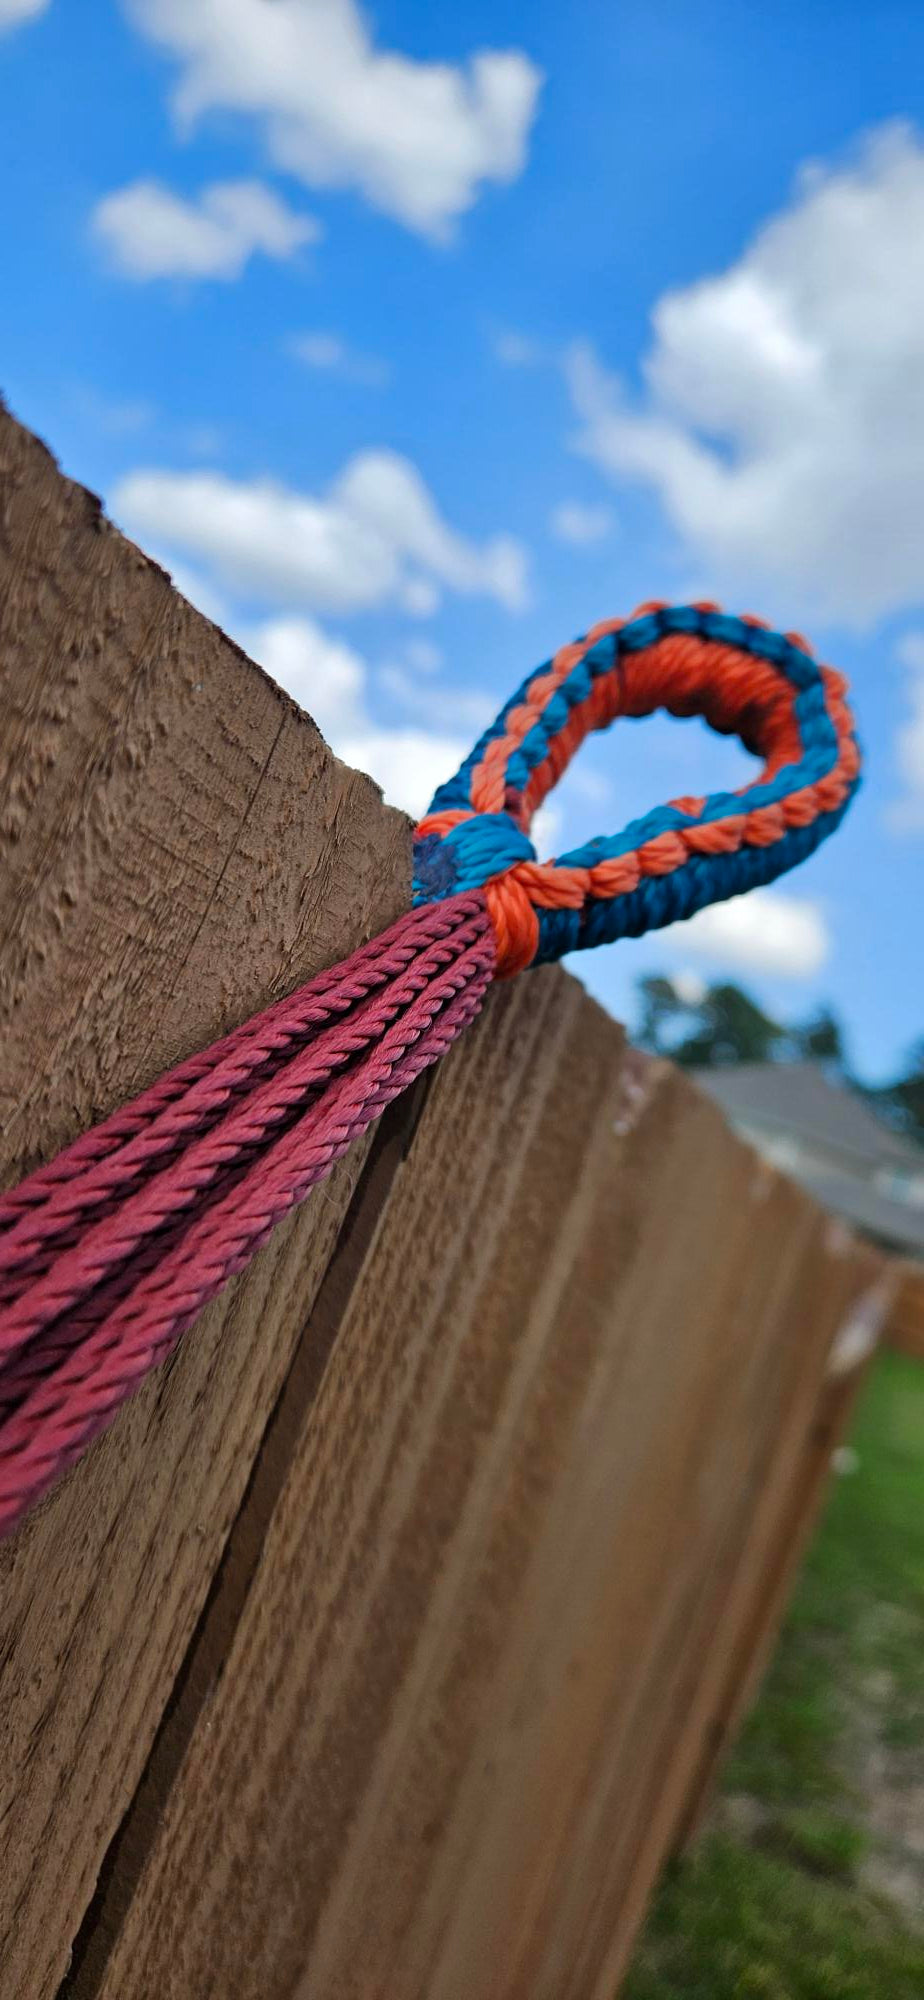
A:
[
  {"xmin": 0, "ymin": 897, "xmax": 490, "ymax": 1313},
  {"xmin": 0, "ymin": 901, "xmax": 492, "ymax": 1421},
  {"xmin": 0, "ymin": 602, "xmax": 860, "ymax": 1537},
  {"xmin": 0, "ymin": 899, "xmax": 494, "ymax": 1531},
  {"xmin": 0, "ymin": 895, "xmax": 487, "ymax": 1409},
  {"xmin": 0, "ymin": 913, "xmax": 490, "ymax": 1372}
]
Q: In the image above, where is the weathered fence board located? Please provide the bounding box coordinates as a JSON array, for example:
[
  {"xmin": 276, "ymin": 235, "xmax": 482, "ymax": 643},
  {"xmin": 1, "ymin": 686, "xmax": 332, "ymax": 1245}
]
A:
[
  {"xmin": 0, "ymin": 404, "xmax": 409, "ymax": 2000},
  {"xmin": 88, "ymin": 1042, "xmax": 882, "ymax": 2000},
  {"xmin": 0, "ymin": 406, "xmax": 884, "ymax": 2000}
]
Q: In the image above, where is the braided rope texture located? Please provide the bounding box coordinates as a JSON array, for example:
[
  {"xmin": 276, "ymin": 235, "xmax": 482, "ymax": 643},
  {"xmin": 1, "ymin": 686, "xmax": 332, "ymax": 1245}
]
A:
[
  {"xmin": 0, "ymin": 602, "xmax": 859, "ymax": 1537},
  {"xmin": 414, "ymin": 601, "xmax": 859, "ymax": 975}
]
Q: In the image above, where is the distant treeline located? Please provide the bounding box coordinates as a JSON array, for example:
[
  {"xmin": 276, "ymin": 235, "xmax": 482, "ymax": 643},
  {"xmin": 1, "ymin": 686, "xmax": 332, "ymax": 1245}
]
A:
[{"xmin": 634, "ymin": 976, "xmax": 924, "ymax": 1146}]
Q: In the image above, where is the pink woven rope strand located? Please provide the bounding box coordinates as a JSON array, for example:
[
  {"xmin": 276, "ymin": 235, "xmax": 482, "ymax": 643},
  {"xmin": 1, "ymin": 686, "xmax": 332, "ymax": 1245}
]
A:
[
  {"xmin": 0, "ymin": 902, "xmax": 492, "ymax": 1357},
  {"xmin": 0, "ymin": 894, "xmax": 483, "ymax": 1264},
  {"xmin": 0, "ymin": 892, "xmax": 496, "ymax": 1536}
]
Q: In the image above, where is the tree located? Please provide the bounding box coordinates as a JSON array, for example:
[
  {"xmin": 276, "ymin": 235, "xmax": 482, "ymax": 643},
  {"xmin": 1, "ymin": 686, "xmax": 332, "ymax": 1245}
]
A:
[
  {"xmin": 634, "ymin": 979, "xmax": 857, "ymax": 1074},
  {"xmin": 634, "ymin": 978, "xmax": 924, "ymax": 1153},
  {"xmin": 869, "ymin": 1038, "xmax": 924, "ymax": 1146},
  {"xmin": 675, "ymin": 983, "xmax": 788, "ymax": 1068},
  {"xmin": 635, "ymin": 976, "xmax": 787, "ymax": 1068},
  {"xmin": 792, "ymin": 1006, "xmax": 845, "ymax": 1068},
  {"xmin": 636, "ymin": 975, "xmax": 689, "ymax": 1057}
]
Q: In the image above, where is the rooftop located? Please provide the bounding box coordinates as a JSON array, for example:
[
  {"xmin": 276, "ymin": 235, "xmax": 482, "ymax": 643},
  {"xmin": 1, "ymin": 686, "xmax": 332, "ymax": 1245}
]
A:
[
  {"xmin": 695, "ymin": 1063, "xmax": 924, "ymax": 1259},
  {"xmin": 696, "ymin": 1063, "xmax": 923, "ymax": 1176}
]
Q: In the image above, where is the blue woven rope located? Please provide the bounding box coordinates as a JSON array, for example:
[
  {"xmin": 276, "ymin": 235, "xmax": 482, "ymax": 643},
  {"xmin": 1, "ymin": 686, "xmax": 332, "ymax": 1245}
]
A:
[{"xmin": 413, "ymin": 605, "xmax": 860, "ymax": 971}]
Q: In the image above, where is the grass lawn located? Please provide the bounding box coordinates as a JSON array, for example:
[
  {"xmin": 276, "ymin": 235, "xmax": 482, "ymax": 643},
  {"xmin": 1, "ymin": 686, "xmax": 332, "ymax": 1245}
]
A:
[{"xmin": 624, "ymin": 1349, "xmax": 924, "ymax": 1999}]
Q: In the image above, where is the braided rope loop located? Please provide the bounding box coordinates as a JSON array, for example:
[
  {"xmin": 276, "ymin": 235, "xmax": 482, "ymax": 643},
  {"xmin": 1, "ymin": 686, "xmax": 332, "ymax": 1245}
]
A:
[
  {"xmin": 0, "ymin": 598, "xmax": 859, "ymax": 1538},
  {"xmin": 413, "ymin": 602, "xmax": 860, "ymax": 975}
]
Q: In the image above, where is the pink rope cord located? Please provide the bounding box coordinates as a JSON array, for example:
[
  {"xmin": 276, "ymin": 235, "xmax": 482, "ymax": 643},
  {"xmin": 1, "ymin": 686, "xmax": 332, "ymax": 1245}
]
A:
[
  {"xmin": 0, "ymin": 893, "xmax": 495, "ymax": 1535},
  {"xmin": 0, "ymin": 599, "xmax": 861, "ymax": 1539}
]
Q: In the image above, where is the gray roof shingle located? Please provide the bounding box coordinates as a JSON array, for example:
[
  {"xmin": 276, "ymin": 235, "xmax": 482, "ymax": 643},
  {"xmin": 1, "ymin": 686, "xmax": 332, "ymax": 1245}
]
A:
[
  {"xmin": 695, "ymin": 1063, "xmax": 922, "ymax": 1173},
  {"xmin": 694, "ymin": 1063, "xmax": 924, "ymax": 1258}
]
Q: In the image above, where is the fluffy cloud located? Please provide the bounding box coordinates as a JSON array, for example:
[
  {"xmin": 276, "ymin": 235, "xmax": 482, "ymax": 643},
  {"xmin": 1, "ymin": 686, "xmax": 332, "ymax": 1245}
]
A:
[
  {"xmin": 567, "ymin": 123, "xmax": 924, "ymax": 625},
  {"xmin": 549, "ymin": 500, "xmax": 614, "ymax": 546},
  {"xmin": 378, "ymin": 661, "xmax": 493, "ymax": 735},
  {"xmin": 669, "ymin": 969, "xmax": 708, "ymax": 1007},
  {"xmin": 124, "ymin": 0, "xmax": 541, "ymax": 241},
  {"xmin": 113, "ymin": 451, "xmax": 529, "ymax": 615},
  {"xmin": 0, "ymin": 0, "xmax": 49, "ymax": 27},
  {"xmin": 156, "ymin": 555, "xmax": 233, "ymax": 631},
  {"xmin": 288, "ymin": 330, "xmax": 388, "ymax": 386},
  {"xmin": 664, "ymin": 889, "xmax": 829, "ymax": 980},
  {"xmin": 93, "ymin": 177, "xmax": 319, "ymax": 280},
  {"xmin": 248, "ymin": 615, "xmax": 464, "ymax": 816},
  {"xmin": 890, "ymin": 633, "xmax": 924, "ymax": 831}
]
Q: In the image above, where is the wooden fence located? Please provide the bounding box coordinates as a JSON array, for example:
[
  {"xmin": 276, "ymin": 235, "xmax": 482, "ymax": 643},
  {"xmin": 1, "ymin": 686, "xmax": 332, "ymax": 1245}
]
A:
[
  {"xmin": 886, "ymin": 1259, "xmax": 924, "ymax": 1362},
  {"xmin": 0, "ymin": 404, "xmax": 888, "ymax": 2000}
]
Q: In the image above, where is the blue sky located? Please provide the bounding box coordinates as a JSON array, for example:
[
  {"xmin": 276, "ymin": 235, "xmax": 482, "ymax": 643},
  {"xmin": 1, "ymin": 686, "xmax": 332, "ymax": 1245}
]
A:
[{"xmin": 2, "ymin": 0, "xmax": 922, "ymax": 1080}]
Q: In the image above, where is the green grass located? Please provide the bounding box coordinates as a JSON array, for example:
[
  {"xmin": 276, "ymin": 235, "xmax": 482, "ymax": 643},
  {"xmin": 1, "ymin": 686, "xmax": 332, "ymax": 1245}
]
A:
[
  {"xmin": 624, "ymin": 1351, "xmax": 924, "ymax": 1998},
  {"xmin": 625, "ymin": 1836, "xmax": 924, "ymax": 1999}
]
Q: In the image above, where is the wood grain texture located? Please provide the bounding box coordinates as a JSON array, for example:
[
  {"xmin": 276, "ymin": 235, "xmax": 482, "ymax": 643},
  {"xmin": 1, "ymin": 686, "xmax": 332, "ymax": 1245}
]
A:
[
  {"xmin": 80, "ymin": 986, "xmax": 883, "ymax": 2000},
  {"xmin": 667, "ymin": 1233, "xmax": 888, "ymax": 1860},
  {"xmin": 601, "ymin": 1228, "xmax": 887, "ymax": 1996},
  {"xmin": 0, "ymin": 404, "xmax": 410, "ymax": 2000},
  {"xmin": 0, "ymin": 403, "xmax": 885, "ymax": 2000}
]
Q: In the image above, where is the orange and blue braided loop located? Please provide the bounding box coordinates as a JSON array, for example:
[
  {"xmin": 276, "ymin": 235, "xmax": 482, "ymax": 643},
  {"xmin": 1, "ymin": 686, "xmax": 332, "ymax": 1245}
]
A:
[
  {"xmin": 413, "ymin": 601, "xmax": 860, "ymax": 976},
  {"xmin": 0, "ymin": 599, "xmax": 859, "ymax": 1538}
]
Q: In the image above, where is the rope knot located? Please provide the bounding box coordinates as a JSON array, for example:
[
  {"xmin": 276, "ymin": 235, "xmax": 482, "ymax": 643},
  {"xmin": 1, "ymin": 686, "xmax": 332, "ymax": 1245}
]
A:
[
  {"xmin": 413, "ymin": 602, "xmax": 861, "ymax": 983},
  {"xmin": 0, "ymin": 596, "xmax": 861, "ymax": 1538},
  {"xmin": 413, "ymin": 810, "xmax": 536, "ymax": 900}
]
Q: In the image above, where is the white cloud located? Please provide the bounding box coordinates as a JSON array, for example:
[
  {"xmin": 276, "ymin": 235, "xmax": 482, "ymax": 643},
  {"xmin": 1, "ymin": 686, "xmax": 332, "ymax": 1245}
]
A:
[
  {"xmin": 531, "ymin": 801, "xmax": 563, "ymax": 858},
  {"xmin": 248, "ymin": 615, "xmax": 464, "ymax": 816},
  {"xmin": 250, "ymin": 614, "xmax": 365, "ymax": 735},
  {"xmin": 549, "ymin": 500, "xmax": 614, "ymax": 546},
  {"xmin": 335, "ymin": 726, "xmax": 463, "ymax": 819},
  {"xmin": 567, "ymin": 123, "xmax": 924, "ymax": 626},
  {"xmin": 890, "ymin": 632, "xmax": 924, "ymax": 831},
  {"xmin": 288, "ymin": 330, "xmax": 388, "ymax": 385},
  {"xmin": 124, "ymin": 0, "xmax": 542, "ymax": 242},
  {"xmin": 0, "ymin": 0, "xmax": 49, "ymax": 28},
  {"xmin": 671, "ymin": 969, "xmax": 708, "ymax": 1007},
  {"xmin": 400, "ymin": 576, "xmax": 441, "ymax": 619},
  {"xmin": 664, "ymin": 889, "xmax": 830, "ymax": 980},
  {"xmin": 378, "ymin": 661, "xmax": 493, "ymax": 735},
  {"xmin": 153, "ymin": 553, "xmax": 234, "ymax": 630},
  {"xmin": 113, "ymin": 451, "xmax": 529, "ymax": 615},
  {"xmin": 93, "ymin": 177, "xmax": 319, "ymax": 280}
]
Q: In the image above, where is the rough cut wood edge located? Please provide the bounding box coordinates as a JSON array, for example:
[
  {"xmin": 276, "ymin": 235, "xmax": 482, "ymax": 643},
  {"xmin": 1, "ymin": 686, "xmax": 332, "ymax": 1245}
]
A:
[
  {"xmin": 70, "ymin": 988, "xmax": 884, "ymax": 2000},
  {"xmin": 0, "ymin": 403, "xmax": 887, "ymax": 2000},
  {"xmin": 0, "ymin": 402, "xmax": 411, "ymax": 2000}
]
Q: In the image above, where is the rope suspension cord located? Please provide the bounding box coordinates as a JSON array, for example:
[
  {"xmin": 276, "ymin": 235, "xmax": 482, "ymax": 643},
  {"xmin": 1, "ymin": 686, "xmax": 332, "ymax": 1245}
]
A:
[{"xmin": 0, "ymin": 602, "xmax": 860, "ymax": 1537}]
